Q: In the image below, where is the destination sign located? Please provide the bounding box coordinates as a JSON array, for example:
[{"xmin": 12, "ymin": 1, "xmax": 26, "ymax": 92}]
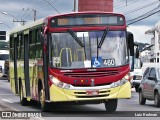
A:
[{"xmin": 50, "ymin": 14, "xmax": 124, "ymax": 27}]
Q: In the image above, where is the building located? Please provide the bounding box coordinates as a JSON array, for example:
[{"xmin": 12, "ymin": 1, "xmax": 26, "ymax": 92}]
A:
[
  {"xmin": 78, "ymin": 0, "xmax": 113, "ymax": 12},
  {"xmin": 145, "ymin": 20, "xmax": 160, "ymax": 63}
]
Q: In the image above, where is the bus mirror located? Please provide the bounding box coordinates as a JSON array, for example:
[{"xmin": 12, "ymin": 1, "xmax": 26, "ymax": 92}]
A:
[
  {"xmin": 127, "ymin": 32, "xmax": 134, "ymax": 56},
  {"xmin": 135, "ymin": 47, "xmax": 139, "ymax": 58}
]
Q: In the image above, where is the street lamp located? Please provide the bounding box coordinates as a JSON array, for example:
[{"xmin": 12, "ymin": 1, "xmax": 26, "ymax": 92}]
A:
[
  {"xmin": 0, "ymin": 22, "xmax": 12, "ymax": 30},
  {"xmin": 2, "ymin": 12, "xmax": 18, "ymax": 21},
  {"xmin": 2, "ymin": 12, "xmax": 23, "ymax": 25}
]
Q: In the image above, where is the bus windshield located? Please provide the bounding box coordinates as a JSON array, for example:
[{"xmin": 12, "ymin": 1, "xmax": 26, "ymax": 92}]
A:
[
  {"xmin": 0, "ymin": 54, "xmax": 9, "ymax": 60},
  {"xmin": 50, "ymin": 30, "xmax": 128, "ymax": 69}
]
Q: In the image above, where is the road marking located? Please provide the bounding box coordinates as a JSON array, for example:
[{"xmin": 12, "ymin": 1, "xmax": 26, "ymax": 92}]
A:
[
  {"xmin": 0, "ymin": 94, "xmax": 15, "ymax": 95},
  {"xmin": 1, "ymin": 99, "xmax": 14, "ymax": 103},
  {"xmin": 1, "ymin": 99, "xmax": 19, "ymax": 103}
]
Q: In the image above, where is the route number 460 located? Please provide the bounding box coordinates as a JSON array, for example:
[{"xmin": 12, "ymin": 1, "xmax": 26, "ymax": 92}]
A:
[{"xmin": 103, "ymin": 59, "xmax": 115, "ymax": 66}]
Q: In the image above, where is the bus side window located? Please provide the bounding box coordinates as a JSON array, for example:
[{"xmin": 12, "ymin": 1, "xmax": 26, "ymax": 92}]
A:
[
  {"xmin": 29, "ymin": 30, "xmax": 35, "ymax": 59},
  {"xmin": 20, "ymin": 34, "xmax": 24, "ymax": 60},
  {"xmin": 35, "ymin": 45, "xmax": 42, "ymax": 58},
  {"xmin": 17, "ymin": 34, "xmax": 21, "ymax": 60},
  {"xmin": 10, "ymin": 36, "xmax": 14, "ymax": 61},
  {"xmin": 35, "ymin": 28, "xmax": 42, "ymax": 58}
]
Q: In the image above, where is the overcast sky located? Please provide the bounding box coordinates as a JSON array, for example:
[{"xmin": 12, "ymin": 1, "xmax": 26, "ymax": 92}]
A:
[{"xmin": 0, "ymin": 0, "xmax": 160, "ymax": 43}]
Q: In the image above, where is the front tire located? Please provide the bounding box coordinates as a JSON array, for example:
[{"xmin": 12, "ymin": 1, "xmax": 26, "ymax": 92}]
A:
[
  {"xmin": 154, "ymin": 92, "xmax": 160, "ymax": 107},
  {"xmin": 104, "ymin": 99, "xmax": 118, "ymax": 112},
  {"xmin": 139, "ymin": 90, "xmax": 146, "ymax": 105},
  {"xmin": 38, "ymin": 88, "xmax": 49, "ymax": 112}
]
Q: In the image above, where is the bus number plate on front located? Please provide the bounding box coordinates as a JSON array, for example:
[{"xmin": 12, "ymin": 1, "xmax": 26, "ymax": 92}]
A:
[{"xmin": 86, "ymin": 90, "xmax": 99, "ymax": 95}]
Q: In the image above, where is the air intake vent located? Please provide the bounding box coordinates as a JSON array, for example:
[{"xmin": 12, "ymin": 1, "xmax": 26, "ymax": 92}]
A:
[{"xmin": 64, "ymin": 70, "xmax": 119, "ymax": 78}]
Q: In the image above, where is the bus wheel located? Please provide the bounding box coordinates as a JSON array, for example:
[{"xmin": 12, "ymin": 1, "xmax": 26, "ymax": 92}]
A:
[
  {"xmin": 19, "ymin": 83, "xmax": 28, "ymax": 106},
  {"xmin": 39, "ymin": 88, "xmax": 49, "ymax": 112},
  {"xmin": 104, "ymin": 99, "xmax": 118, "ymax": 112}
]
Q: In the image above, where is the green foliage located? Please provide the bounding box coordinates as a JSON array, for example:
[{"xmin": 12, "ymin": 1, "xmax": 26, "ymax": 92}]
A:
[{"xmin": 0, "ymin": 41, "xmax": 9, "ymax": 50}]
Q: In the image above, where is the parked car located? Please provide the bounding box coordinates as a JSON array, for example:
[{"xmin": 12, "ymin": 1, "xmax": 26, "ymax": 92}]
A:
[
  {"xmin": 0, "ymin": 50, "xmax": 9, "ymax": 77},
  {"xmin": 4, "ymin": 60, "xmax": 9, "ymax": 81},
  {"xmin": 139, "ymin": 67, "xmax": 160, "ymax": 107}
]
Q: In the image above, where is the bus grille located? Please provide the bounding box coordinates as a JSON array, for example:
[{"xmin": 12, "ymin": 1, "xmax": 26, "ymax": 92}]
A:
[
  {"xmin": 74, "ymin": 90, "xmax": 110, "ymax": 98},
  {"xmin": 63, "ymin": 70, "xmax": 119, "ymax": 78}
]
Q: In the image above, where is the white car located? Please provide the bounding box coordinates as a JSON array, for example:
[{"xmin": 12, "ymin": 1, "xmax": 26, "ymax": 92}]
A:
[
  {"xmin": 0, "ymin": 50, "xmax": 9, "ymax": 77},
  {"xmin": 131, "ymin": 69, "xmax": 143, "ymax": 92}
]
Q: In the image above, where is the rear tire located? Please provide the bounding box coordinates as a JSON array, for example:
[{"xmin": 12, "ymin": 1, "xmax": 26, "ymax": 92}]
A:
[
  {"xmin": 154, "ymin": 92, "xmax": 160, "ymax": 107},
  {"xmin": 19, "ymin": 83, "xmax": 28, "ymax": 106},
  {"xmin": 104, "ymin": 99, "xmax": 118, "ymax": 112},
  {"xmin": 139, "ymin": 90, "xmax": 146, "ymax": 105}
]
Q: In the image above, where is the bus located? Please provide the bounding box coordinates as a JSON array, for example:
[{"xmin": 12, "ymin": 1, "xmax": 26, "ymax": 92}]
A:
[
  {"xmin": 0, "ymin": 50, "xmax": 9, "ymax": 77},
  {"xmin": 9, "ymin": 12, "xmax": 135, "ymax": 112}
]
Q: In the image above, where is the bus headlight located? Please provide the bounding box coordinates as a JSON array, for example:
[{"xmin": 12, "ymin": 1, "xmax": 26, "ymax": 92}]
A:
[
  {"xmin": 110, "ymin": 74, "xmax": 129, "ymax": 88},
  {"xmin": 49, "ymin": 75, "xmax": 70, "ymax": 89}
]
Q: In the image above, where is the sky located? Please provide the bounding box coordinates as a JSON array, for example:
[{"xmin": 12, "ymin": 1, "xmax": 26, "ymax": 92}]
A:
[{"xmin": 0, "ymin": 0, "xmax": 160, "ymax": 43}]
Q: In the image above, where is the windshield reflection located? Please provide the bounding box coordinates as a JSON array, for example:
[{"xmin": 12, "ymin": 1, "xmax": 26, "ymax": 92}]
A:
[{"xmin": 50, "ymin": 30, "xmax": 128, "ymax": 69}]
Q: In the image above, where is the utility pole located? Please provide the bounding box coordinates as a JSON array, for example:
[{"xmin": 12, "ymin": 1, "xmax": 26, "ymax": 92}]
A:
[
  {"xmin": 74, "ymin": 0, "xmax": 76, "ymax": 12},
  {"xmin": 13, "ymin": 20, "xmax": 26, "ymax": 25},
  {"xmin": 33, "ymin": 9, "xmax": 36, "ymax": 21},
  {"xmin": 22, "ymin": 8, "xmax": 37, "ymax": 21}
]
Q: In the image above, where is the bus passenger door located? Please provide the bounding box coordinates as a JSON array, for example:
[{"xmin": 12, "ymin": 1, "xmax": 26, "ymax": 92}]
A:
[
  {"xmin": 23, "ymin": 34, "xmax": 31, "ymax": 97},
  {"xmin": 10, "ymin": 36, "xmax": 18, "ymax": 94}
]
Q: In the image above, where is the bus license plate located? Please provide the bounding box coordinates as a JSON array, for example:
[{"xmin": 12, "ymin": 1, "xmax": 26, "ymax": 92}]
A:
[{"xmin": 86, "ymin": 90, "xmax": 99, "ymax": 95}]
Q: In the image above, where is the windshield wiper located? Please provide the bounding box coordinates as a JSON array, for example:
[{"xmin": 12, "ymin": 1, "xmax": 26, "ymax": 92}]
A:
[
  {"xmin": 67, "ymin": 29, "xmax": 84, "ymax": 47},
  {"xmin": 98, "ymin": 27, "xmax": 109, "ymax": 48}
]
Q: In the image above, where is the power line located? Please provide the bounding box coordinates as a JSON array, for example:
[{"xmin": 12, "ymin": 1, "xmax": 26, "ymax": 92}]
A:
[
  {"xmin": 31, "ymin": 0, "xmax": 49, "ymax": 10},
  {"xmin": 33, "ymin": 0, "xmax": 57, "ymax": 10},
  {"xmin": 43, "ymin": 0, "xmax": 60, "ymax": 14},
  {"xmin": 114, "ymin": 0, "xmax": 137, "ymax": 10},
  {"xmin": 127, "ymin": 5, "xmax": 160, "ymax": 25},
  {"xmin": 22, "ymin": 8, "xmax": 37, "ymax": 21},
  {"xmin": 124, "ymin": 0, "xmax": 158, "ymax": 15},
  {"xmin": 127, "ymin": 9, "xmax": 160, "ymax": 25},
  {"xmin": 127, "ymin": 6, "xmax": 158, "ymax": 22}
]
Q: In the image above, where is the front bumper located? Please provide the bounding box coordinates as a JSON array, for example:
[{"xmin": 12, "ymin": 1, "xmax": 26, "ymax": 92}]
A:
[{"xmin": 49, "ymin": 81, "xmax": 131, "ymax": 102}]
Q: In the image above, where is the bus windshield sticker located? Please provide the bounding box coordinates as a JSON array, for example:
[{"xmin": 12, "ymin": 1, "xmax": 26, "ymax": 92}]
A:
[
  {"xmin": 84, "ymin": 60, "xmax": 91, "ymax": 68},
  {"xmin": 103, "ymin": 59, "xmax": 115, "ymax": 66},
  {"xmin": 52, "ymin": 57, "xmax": 60, "ymax": 64},
  {"xmin": 91, "ymin": 57, "xmax": 103, "ymax": 68}
]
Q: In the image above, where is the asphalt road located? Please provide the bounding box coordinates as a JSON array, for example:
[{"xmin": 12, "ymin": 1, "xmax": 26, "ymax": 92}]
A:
[{"xmin": 0, "ymin": 78, "xmax": 160, "ymax": 120}]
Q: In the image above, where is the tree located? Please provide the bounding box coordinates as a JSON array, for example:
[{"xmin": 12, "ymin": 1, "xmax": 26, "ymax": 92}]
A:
[{"xmin": 0, "ymin": 41, "xmax": 9, "ymax": 50}]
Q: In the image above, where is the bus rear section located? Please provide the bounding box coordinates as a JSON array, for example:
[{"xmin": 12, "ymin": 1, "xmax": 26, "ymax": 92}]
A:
[
  {"xmin": 0, "ymin": 50, "xmax": 9, "ymax": 77},
  {"xmin": 9, "ymin": 12, "xmax": 135, "ymax": 112}
]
